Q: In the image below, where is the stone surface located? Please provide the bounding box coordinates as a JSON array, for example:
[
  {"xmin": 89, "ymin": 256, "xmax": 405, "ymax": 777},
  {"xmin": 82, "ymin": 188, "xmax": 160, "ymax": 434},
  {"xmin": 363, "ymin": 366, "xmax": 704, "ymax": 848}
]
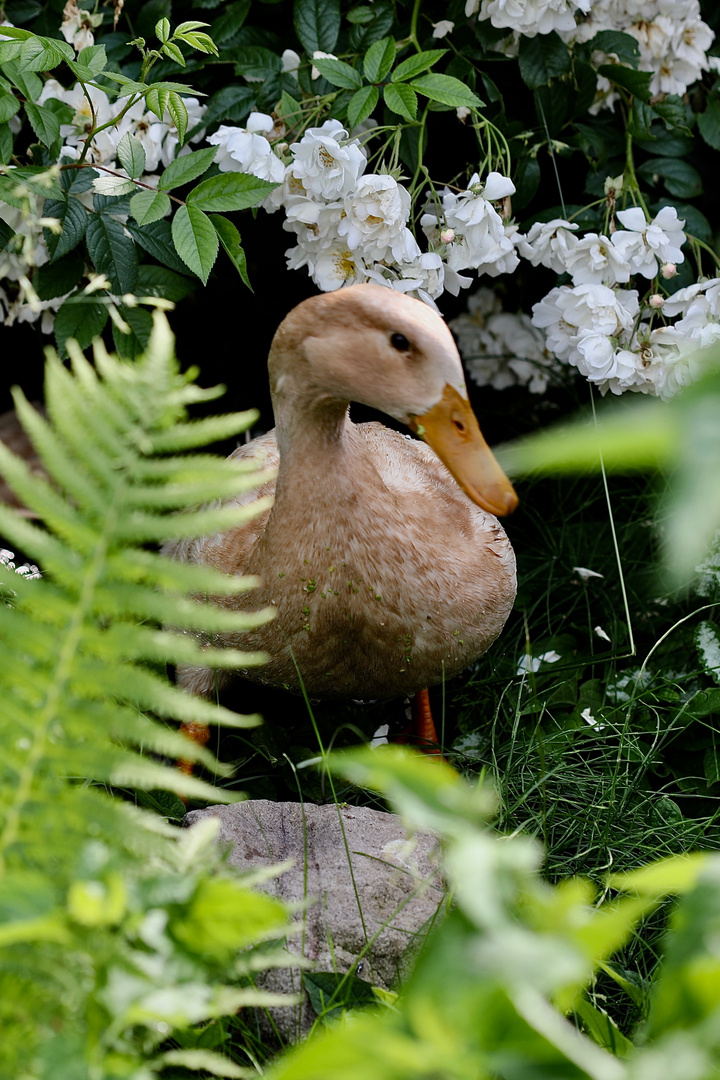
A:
[{"xmin": 183, "ymin": 800, "xmax": 444, "ymax": 1041}]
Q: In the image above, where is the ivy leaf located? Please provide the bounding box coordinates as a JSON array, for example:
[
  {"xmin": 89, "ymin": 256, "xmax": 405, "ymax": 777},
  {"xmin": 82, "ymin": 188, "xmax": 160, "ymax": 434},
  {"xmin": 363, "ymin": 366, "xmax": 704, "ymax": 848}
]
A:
[
  {"xmin": 86, "ymin": 213, "xmax": 139, "ymax": 292},
  {"xmin": 171, "ymin": 204, "xmax": 219, "ymax": 284},
  {"xmin": 167, "ymin": 92, "xmax": 189, "ymax": 144},
  {"xmin": 518, "ymin": 32, "xmax": 571, "ymax": 89},
  {"xmin": 126, "ymin": 219, "xmax": 194, "ymax": 276},
  {"xmin": 44, "ymin": 196, "xmax": 88, "ymax": 261},
  {"xmin": 363, "ymin": 36, "xmax": 395, "ymax": 83},
  {"xmin": 0, "ymin": 91, "xmax": 19, "ymax": 124},
  {"xmin": 186, "ymin": 172, "xmax": 278, "ymax": 212},
  {"xmin": 23, "ymin": 102, "xmax": 60, "ymax": 147},
  {"xmin": 116, "ymin": 132, "xmax": 147, "ymax": 180},
  {"xmin": 392, "ymin": 48, "xmax": 446, "ymax": 82},
  {"xmin": 347, "ymin": 85, "xmax": 379, "ymax": 129},
  {"xmin": 383, "ymin": 82, "xmax": 417, "ymax": 121},
  {"xmin": 409, "ymin": 73, "xmax": 483, "ymax": 110},
  {"xmin": 130, "ymin": 189, "xmax": 172, "ymax": 225},
  {"xmin": 210, "ymin": 213, "xmax": 251, "ymax": 291},
  {"xmin": 293, "ymin": 0, "xmax": 341, "ymax": 54},
  {"xmin": 311, "ymin": 57, "xmax": 362, "ymax": 90},
  {"xmin": 158, "ymin": 146, "xmax": 217, "ymax": 191},
  {"xmin": 598, "ymin": 64, "xmax": 652, "ymax": 100},
  {"xmin": 588, "ymin": 30, "xmax": 640, "ymax": 67},
  {"xmin": 53, "ymin": 293, "xmax": 109, "ymax": 357}
]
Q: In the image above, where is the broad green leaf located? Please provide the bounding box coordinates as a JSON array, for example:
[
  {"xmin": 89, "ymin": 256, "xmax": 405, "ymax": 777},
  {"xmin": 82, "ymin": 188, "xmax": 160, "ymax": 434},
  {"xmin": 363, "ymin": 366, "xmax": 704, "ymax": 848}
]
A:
[
  {"xmin": 598, "ymin": 63, "xmax": 651, "ymax": 100},
  {"xmin": 34, "ymin": 251, "xmax": 85, "ymax": 301},
  {"xmin": 174, "ymin": 19, "xmax": 212, "ymax": 33},
  {"xmin": 44, "ymin": 196, "xmax": 88, "ymax": 261},
  {"xmin": 19, "ymin": 34, "xmax": 73, "ymax": 71},
  {"xmin": 0, "ymin": 91, "xmax": 20, "ymax": 124},
  {"xmin": 170, "ymin": 877, "xmax": 288, "ymax": 961},
  {"xmin": 518, "ymin": 31, "xmax": 571, "ymax": 89},
  {"xmin": 608, "ymin": 853, "xmax": 710, "ymax": 896},
  {"xmin": 92, "ymin": 174, "xmax": 137, "ymax": 197},
  {"xmin": 392, "ymin": 48, "xmax": 446, "ymax": 82},
  {"xmin": 231, "ymin": 44, "xmax": 282, "ymax": 81},
  {"xmin": 117, "ymin": 131, "xmax": 146, "ymax": 179},
  {"xmin": 135, "ymin": 264, "xmax": 195, "ymax": 301},
  {"xmin": 161, "ymin": 40, "xmax": 186, "ymax": 66},
  {"xmin": 637, "ymin": 156, "xmax": 702, "ymax": 198},
  {"xmin": 1, "ymin": 61, "xmax": 42, "ymax": 103},
  {"xmin": 698, "ymin": 97, "xmax": 720, "ymax": 151},
  {"xmin": 86, "ymin": 213, "xmax": 139, "ymax": 292},
  {"xmin": 210, "ymin": 213, "xmax": 251, "ymax": 290},
  {"xmin": 588, "ymin": 30, "xmax": 640, "ymax": 67},
  {"xmin": 77, "ymin": 43, "xmax": 107, "ymax": 75},
  {"xmin": 167, "ymin": 91, "xmax": 188, "ymax": 143},
  {"xmin": 126, "ymin": 218, "xmax": 194, "ymax": 276},
  {"xmin": 155, "ymin": 16, "xmax": 171, "ymax": 42},
  {"xmin": 145, "ymin": 85, "xmax": 170, "ymax": 122},
  {"xmin": 349, "ymin": 2, "xmax": 394, "ymax": 51},
  {"xmin": 23, "ymin": 102, "xmax": 60, "ymax": 147},
  {"xmin": 210, "ymin": 0, "xmax": 251, "ymax": 44},
  {"xmin": 383, "ymin": 81, "xmax": 417, "ymax": 121},
  {"xmin": 176, "ymin": 31, "xmax": 218, "ymax": 56},
  {"xmin": 112, "ymin": 304, "xmax": 155, "ymax": 361},
  {"xmin": 0, "ymin": 121, "xmax": 12, "ymax": 164},
  {"xmin": 573, "ymin": 999, "xmax": 634, "ymax": 1058},
  {"xmin": 186, "ymin": 171, "xmax": 278, "ymax": 212},
  {"xmin": 409, "ymin": 73, "xmax": 482, "ymax": 109},
  {"xmin": 54, "ymin": 294, "xmax": 109, "ymax": 357},
  {"xmin": 130, "ymin": 188, "xmax": 172, "ymax": 225},
  {"xmin": 311, "ymin": 57, "xmax": 362, "ymax": 90},
  {"xmin": 363, "ymin": 35, "xmax": 395, "ymax": 83},
  {"xmin": 171, "ymin": 204, "xmax": 219, "ymax": 284},
  {"xmin": 293, "ymin": 0, "xmax": 341, "ymax": 54},
  {"xmin": 347, "ymin": 84, "xmax": 379, "ymax": 128},
  {"xmin": 158, "ymin": 145, "xmax": 217, "ymax": 190}
]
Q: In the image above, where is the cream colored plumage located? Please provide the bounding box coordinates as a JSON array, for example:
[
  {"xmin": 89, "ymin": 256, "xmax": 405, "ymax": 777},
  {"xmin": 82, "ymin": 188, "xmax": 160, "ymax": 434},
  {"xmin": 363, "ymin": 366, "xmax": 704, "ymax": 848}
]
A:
[{"xmin": 169, "ymin": 284, "xmax": 517, "ymax": 703}]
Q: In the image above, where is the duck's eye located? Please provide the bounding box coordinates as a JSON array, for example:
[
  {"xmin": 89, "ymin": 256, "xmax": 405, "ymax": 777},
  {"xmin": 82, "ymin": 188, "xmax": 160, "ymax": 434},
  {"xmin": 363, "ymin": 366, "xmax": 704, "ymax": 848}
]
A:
[{"xmin": 390, "ymin": 332, "xmax": 411, "ymax": 351}]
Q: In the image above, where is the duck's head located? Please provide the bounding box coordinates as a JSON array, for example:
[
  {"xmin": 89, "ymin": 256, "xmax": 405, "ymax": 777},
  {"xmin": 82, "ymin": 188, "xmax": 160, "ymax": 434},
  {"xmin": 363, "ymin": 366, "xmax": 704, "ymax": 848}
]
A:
[{"xmin": 269, "ymin": 283, "xmax": 518, "ymax": 517}]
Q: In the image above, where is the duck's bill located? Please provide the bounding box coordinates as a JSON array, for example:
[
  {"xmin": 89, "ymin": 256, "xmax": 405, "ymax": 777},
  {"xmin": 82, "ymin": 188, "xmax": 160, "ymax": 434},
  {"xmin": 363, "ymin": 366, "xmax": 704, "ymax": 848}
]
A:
[{"xmin": 409, "ymin": 384, "xmax": 518, "ymax": 517}]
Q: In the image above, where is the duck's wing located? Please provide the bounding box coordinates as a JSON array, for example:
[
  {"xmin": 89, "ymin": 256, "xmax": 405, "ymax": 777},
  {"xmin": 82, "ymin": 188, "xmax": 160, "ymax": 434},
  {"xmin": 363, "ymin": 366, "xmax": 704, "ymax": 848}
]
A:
[{"xmin": 163, "ymin": 429, "xmax": 279, "ymax": 576}]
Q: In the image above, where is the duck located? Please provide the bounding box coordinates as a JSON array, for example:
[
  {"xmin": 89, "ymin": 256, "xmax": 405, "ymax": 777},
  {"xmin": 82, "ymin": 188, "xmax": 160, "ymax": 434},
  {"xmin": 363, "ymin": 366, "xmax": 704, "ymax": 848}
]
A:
[{"xmin": 168, "ymin": 283, "xmax": 518, "ymax": 751}]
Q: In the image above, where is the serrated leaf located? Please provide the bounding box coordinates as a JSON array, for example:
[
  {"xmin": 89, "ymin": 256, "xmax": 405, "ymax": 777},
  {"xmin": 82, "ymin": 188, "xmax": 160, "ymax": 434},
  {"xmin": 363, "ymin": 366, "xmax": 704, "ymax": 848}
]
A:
[
  {"xmin": 383, "ymin": 81, "xmax": 417, "ymax": 121},
  {"xmin": 116, "ymin": 132, "xmax": 147, "ymax": 180},
  {"xmin": 392, "ymin": 48, "xmax": 446, "ymax": 82},
  {"xmin": 158, "ymin": 145, "xmax": 217, "ymax": 190},
  {"xmin": 145, "ymin": 85, "xmax": 170, "ymax": 122},
  {"xmin": 2, "ymin": 61, "xmax": 42, "ymax": 103},
  {"xmin": 167, "ymin": 92, "xmax": 189, "ymax": 143},
  {"xmin": 161, "ymin": 40, "xmax": 186, "ymax": 66},
  {"xmin": 518, "ymin": 31, "xmax": 571, "ymax": 89},
  {"xmin": 363, "ymin": 36, "xmax": 395, "ymax": 83},
  {"xmin": 126, "ymin": 218, "xmax": 194, "ymax": 276},
  {"xmin": 130, "ymin": 188, "xmax": 172, "ymax": 225},
  {"xmin": 0, "ymin": 91, "xmax": 20, "ymax": 124},
  {"xmin": 92, "ymin": 175, "xmax": 137, "ymax": 197},
  {"xmin": 231, "ymin": 44, "xmax": 281, "ymax": 81},
  {"xmin": 19, "ymin": 35, "xmax": 72, "ymax": 72},
  {"xmin": 294, "ymin": 0, "xmax": 341, "ymax": 53},
  {"xmin": 77, "ymin": 43, "xmax": 107, "ymax": 75},
  {"xmin": 44, "ymin": 196, "xmax": 88, "ymax": 261},
  {"xmin": 210, "ymin": 213, "xmax": 251, "ymax": 290},
  {"xmin": 34, "ymin": 251, "xmax": 84, "ymax": 301},
  {"xmin": 347, "ymin": 84, "xmax": 379, "ymax": 128},
  {"xmin": 135, "ymin": 264, "xmax": 195, "ymax": 301},
  {"xmin": 187, "ymin": 171, "xmax": 277, "ymax": 212},
  {"xmin": 589, "ymin": 29, "xmax": 640, "ymax": 66},
  {"xmin": 0, "ymin": 122, "xmax": 12, "ymax": 165},
  {"xmin": 598, "ymin": 63, "xmax": 651, "ymax": 100},
  {"xmin": 210, "ymin": 0, "xmax": 251, "ymax": 44},
  {"xmin": 178, "ymin": 32, "xmax": 218, "ymax": 56},
  {"xmin": 23, "ymin": 102, "xmax": 60, "ymax": 147},
  {"xmin": 409, "ymin": 73, "xmax": 482, "ymax": 110},
  {"xmin": 311, "ymin": 57, "xmax": 362, "ymax": 90},
  {"xmin": 175, "ymin": 20, "xmax": 211, "ymax": 33},
  {"xmin": 86, "ymin": 213, "xmax": 139, "ymax": 292},
  {"xmin": 155, "ymin": 16, "xmax": 171, "ymax": 42},
  {"xmin": 53, "ymin": 294, "xmax": 109, "ymax": 357},
  {"xmin": 171, "ymin": 204, "xmax": 219, "ymax": 284}
]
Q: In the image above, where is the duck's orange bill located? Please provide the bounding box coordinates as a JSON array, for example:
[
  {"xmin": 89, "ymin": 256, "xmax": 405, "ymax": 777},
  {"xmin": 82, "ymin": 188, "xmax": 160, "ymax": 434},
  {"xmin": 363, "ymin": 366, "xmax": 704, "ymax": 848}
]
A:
[{"xmin": 409, "ymin": 384, "xmax": 518, "ymax": 517}]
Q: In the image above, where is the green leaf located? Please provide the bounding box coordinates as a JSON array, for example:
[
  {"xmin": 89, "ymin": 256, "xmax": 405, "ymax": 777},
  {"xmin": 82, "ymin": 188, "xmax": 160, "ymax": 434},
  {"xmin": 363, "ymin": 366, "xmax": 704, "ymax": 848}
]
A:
[
  {"xmin": 130, "ymin": 188, "xmax": 172, "ymax": 225},
  {"xmin": 349, "ymin": 1, "xmax": 394, "ymax": 50},
  {"xmin": 116, "ymin": 132, "xmax": 147, "ymax": 180},
  {"xmin": 588, "ymin": 30, "xmax": 640, "ymax": 67},
  {"xmin": 53, "ymin": 294, "xmax": 109, "ymax": 357},
  {"xmin": 186, "ymin": 172, "xmax": 278, "ymax": 212},
  {"xmin": 135, "ymin": 264, "xmax": 195, "ymax": 301},
  {"xmin": 698, "ymin": 97, "xmax": 720, "ymax": 150},
  {"xmin": 159, "ymin": 145, "xmax": 217, "ymax": 190},
  {"xmin": 637, "ymin": 156, "xmax": 703, "ymax": 198},
  {"xmin": 167, "ymin": 91, "xmax": 188, "ymax": 143},
  {"xmin": 392, "ymin": 48, "xmax": 446, "ymax": 83},
  {"xmin": 518, "ymin": 31, "xmax": 571, "ymax": 89},
  {"xmin": 171, "ymin": 204, "xmax": 219, "ymax": 283},
  {"xmin": 231, "ymin": 44, "xmax": 282, "ymax": 81},
  {"xmin": 598, "ymin": 63, "xmax": 652, "ymax": 100},
  {"xmin": 34, "ymin": 251, "xmax": 85, "ymax": 301},
  {"xmin": 210, "ymin": 213, "xmax": 251, "ymax": 290},
  {"xmin": 347, "ymin": 84, "xmax": 379, "ymax": 128},
  {"xmin": 0, "ymin": 122, "xmax": 12, "ymax": 165},
  {"xmin": 155, "ymin": 16, "xmax": 171, "ymax": 42},
  {"xmin": 86, "ymin": 213, "xmax": 139, "ymax": 292},
  {"xmin": 210, "ymin": 0, "xmax": 251, "ymax": 44},
  {"xmin": 383, "ymin": 82, "xmax": 417, "ymax": 121},
  {"xmin": 145, "ymin": 85, "xmax": 170, "ymax": 122},
  {"xmin": 311, "ymin": 57, "xmax": 362, "ymax": 90},
  {"xmin": 409, "ymin": 73, "xmax": 483, "ymax": 110},
  {"xmin": 1, "ymin": 61, "xmax": 42, "ymax": 103},
  {"xmin": 0, "ymin": 91, "xmax": 20, "ymax": 124},
  {"xmin": 363, "ymin": 36, "xmax": 395, "ymax": 83},
  {"xmin": 23, "ymin": 102, "xmax": 60, "ymax": 147},
  {"xmin": 112, "ymin": 304, "xmax": 155, "ymax": 361},
  {"xmin": 19, "ymin": 34, "xmax": 73, "ymax": 71},
  {"xmin": 303, "ymin": 971, "xmax": 379, "ymax": 1020},
  {"xmin": 294, "ymin": 0, "xmax": 341, "ymax": 54},
  {"xmin": 44, "ymin": 197, "xmax": 88, "ymax": 261},
  {"xmin": 161, "ymin": 40, "xmax": 186, "ymax": 66},
  {"xmin": 174, "ymin": 19, "xmax": 212, "ymax": 33},
  {"xmin": 177, "ymin": 31, "xmax": 218, "ymax": 56},
  {"xmin": 77, "ymin": 43, "xmax": 107, "ymax": 75},
  {"xmin": 573, "ymin": 998, "xmax": 635, "ymax": 1058},
  {"xmin": 126, "ymin": 218, "xmax": 194, "ymax": 276}
]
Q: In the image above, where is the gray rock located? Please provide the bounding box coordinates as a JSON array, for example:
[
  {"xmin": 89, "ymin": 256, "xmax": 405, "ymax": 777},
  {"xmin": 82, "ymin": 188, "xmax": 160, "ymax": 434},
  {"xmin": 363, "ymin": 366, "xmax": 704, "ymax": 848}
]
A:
[{"xmin": 184, "ymin": 800, "xmax": 444, "ymax": 1042}]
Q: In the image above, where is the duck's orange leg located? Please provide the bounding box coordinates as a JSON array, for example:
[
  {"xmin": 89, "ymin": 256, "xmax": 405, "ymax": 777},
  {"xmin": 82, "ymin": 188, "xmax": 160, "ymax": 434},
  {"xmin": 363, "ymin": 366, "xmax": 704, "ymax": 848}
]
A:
[
  {"xmin": 397, "ymin": 689, "xmax": 442, "ymax": 756},
  {"xmin": 178, "ymin": 720, "xmax": 210, "ymax": 776}
]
